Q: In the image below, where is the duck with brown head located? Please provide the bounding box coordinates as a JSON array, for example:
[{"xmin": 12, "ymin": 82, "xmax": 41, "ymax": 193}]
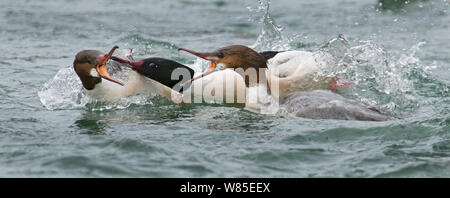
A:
[
  {"xmin": 179, "ymin": 45, "xmax": 391, "ymax": 121},
  {"xmin": 179, "ymin": 45, "xmax": 268, "ymax": 86},
  {"xmin": 73, "ymin": 46, "xmax": 187, "ymax": 103},
  {"xmin": 73, "ymin": 46, "xmax": 123, "ymax": 90},
  {"xmin": 179, "ymin": 45, "xmax": 346, "ymax": 99}
]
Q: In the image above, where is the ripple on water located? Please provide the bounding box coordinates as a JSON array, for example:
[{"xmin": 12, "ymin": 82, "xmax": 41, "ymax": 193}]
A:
[
  {"xmin": 432, "ymin": 140, "xmax": 450, "ymax": 152},
  {"xmin": 42, "ymin": 155, "xmax": 133, "ymax": 177},
  {"xmin": 375, "ymin": 162, "xmax": 450, "ymax": 178},
  {"xmin": 2, "ymin": 0, "xmax": 449, "ymax": 178},
  {"xmin": 108, "ymin": 138, "xmax": 168, "ymax": 154}
]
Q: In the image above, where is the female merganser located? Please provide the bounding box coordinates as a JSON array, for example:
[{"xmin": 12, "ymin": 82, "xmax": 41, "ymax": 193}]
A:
[
  {"xmin": 179, "ymin": 45, "xmax": 390, "ymax": 121},
  {"xmin": 73, "ymin": 46, "xmax": 190, "ymax": 103},
  {"xmin": 179, "ymin": 46, "xmax": 348, "ymax": 99}
]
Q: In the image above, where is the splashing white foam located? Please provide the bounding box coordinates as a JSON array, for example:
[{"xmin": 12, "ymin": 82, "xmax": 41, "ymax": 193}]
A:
[
  {"xmin": 313, "ymin": 37, "xmax": 432, "ymax": 114},
  {"xmin": 248, "ymin": 0, "xmax": 292, "ymax": 51},
  {"xmin": 244, "ymin": 2, "xmax": 430, "ymax": 116},
  {"xmin": 38, "ymin": 66, "xmax": 88, "ymax": 110}
]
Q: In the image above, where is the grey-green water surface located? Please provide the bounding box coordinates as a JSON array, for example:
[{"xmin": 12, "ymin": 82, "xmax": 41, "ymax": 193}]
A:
[{"xmin": 0, "ymin": 0, "xmax": 449, "ymax": 177}]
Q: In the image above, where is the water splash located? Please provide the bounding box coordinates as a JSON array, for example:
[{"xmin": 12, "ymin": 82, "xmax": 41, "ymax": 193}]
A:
[
  {"xmin": 243, "ymin": 0, "xmax": 445, "ymax": 118},
  {"xmin": 38, "ymin": 66, "xmax": 89, "ymax": 110},
  {"xmin": 247, "ymin": 0, "xmax": 291, "ymax": 51},
  {"xmin": 249, "ymin": 29, "xmax": 443, "ymax": 117},
  {"xmin": 313, "ymin": 37, "xmax": 442, "ymax": 116}
]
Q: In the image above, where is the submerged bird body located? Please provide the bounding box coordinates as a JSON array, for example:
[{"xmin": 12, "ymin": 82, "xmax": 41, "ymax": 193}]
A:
[{"xmin": 280, "ymin": 90, "xmax": 390, "ymax": 121}]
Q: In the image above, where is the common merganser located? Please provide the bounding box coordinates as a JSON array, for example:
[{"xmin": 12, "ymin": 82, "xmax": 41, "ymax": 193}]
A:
[
  {"xmin": 179, "ymin": 45, "xmax": 390, "ymax": 121},
  {"xmin": 110, "ymin": 56, "xmax": 194, "ymax": 92},
  {"xmin": 108, "ymin": 46, "xmax": 346, "ymax": 105},
  {"xmin": 73, "ymin": 46, "xmax": 188, "ymax": 103},
  {"xmin": 73, "ymin": 46, "xmax": 122, "ymax": 90},
  {"xmin": 179, "ymin": 46, "xmax": 348, "ymax": 100}
]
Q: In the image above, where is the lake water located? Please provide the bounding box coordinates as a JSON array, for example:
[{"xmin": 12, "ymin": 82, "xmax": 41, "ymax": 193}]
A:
[{"xmin": 0, "ymin": 0, "xmax": 449, "ymax": 177}]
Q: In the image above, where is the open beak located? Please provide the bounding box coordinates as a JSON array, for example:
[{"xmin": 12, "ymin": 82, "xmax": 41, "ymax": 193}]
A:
[
  {"xmin": 178, "ymin": 48, "xmax": 214, "ymax": 60},
  {"xmin": 189, "ymin": 62, "xmax": 216, "ymax": 83},
  {"xmin": 178, "ymin": 48, "xmax": 217, "ymax": 83},
  {"xmin": 96, "ymin": 46, "xmax": 124, "ymax": 86}
]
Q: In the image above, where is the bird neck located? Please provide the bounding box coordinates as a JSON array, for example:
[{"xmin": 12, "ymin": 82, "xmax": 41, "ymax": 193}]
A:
[{"xmin": 80, "ymin": 75, "xmax": 102, "ymax": 90}]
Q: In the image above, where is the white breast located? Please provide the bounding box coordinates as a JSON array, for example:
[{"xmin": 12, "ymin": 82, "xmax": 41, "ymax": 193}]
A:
[
  {"xmin": 87, "ymin": 70, "xmax": 183, "ymax": 103},
  {"xmin": 182, "ymin": 70, "xmax": 247, "ymax": 104},
  {"xmin": 266, "ymin": 50, "xmax": 332, "ymax": 98},
  {"xmin": 267, "ymin": 50, "xmax": 318, "ymax": 78},
  {"xmin": 86, "ymin": 49, "xmax": 182, "ymax": 103},
  {"xmin": 86, "ymin": 71, "xmax": 146, "ymax": 101}
]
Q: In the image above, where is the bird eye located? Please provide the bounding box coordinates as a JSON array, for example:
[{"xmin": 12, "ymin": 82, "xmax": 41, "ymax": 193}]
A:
[{"xmin": 217, "ymin": 52, "xmax": 224, "ymax": 58}]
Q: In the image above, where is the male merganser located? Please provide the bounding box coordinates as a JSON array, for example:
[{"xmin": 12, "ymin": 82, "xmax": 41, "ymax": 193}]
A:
[
  {"xmin": 73, "ymin": 46, "xmax": 188, "ymax": 103},
  {"xmin": 179, "ymin": 45, "xmax": 390, "ymax": 121},
  {"xmin": 110, "ymin": 56, "xmax": 194, "ymax": 92},
  {"xmin": 113, "ymin": 51, "xmax": 247, "ymax": 105}
]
